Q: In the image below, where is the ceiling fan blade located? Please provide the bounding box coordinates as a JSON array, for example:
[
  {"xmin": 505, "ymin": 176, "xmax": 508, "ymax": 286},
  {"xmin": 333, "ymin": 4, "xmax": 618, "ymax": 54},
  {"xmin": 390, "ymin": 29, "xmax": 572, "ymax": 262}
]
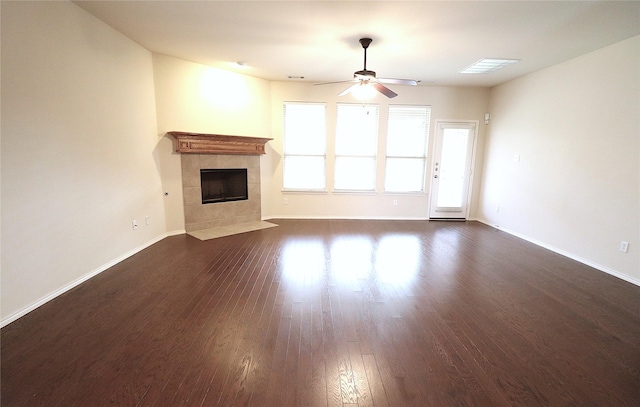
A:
[
  {"xmin": 373, "ymin": 83, "xmax": 398, "ymax": 98},
  {"xmin": 338, "ymin": 83, "xmax": 360, "ymax": 96},
  {"xmin": 314, "ymin": 79, "xmax": 357, "ymax": 86},
  {"xmin": 378, "ymin": 78, "xmax": 418, "ymax": 86}
]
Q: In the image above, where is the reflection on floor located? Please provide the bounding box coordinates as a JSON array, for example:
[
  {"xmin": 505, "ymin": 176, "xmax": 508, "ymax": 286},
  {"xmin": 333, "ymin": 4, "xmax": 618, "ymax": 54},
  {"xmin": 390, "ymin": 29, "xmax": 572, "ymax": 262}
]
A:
[{"xmin": 187, "ymin": 220, "xmax": 278, "ymax": 241}]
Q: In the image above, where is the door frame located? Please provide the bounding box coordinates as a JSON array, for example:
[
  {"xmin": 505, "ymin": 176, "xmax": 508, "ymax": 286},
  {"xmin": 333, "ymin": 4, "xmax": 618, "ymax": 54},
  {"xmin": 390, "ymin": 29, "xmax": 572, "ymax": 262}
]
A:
[{"xmin": 428, "ymin": 120, "xmax": 479, "ymax": 220}]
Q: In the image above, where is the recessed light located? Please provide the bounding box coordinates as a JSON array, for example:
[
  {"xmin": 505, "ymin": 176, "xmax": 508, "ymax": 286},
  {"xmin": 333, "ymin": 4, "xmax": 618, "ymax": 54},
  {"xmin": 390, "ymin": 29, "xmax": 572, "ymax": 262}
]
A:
[{"xmin": 460, "ymin": 58, "xmax": 520, "ymax": 74}]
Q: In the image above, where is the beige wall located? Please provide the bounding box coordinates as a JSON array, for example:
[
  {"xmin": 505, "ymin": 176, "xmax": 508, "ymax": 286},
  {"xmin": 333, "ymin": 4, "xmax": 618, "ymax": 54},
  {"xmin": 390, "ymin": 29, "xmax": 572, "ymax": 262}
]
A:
[
  {"xmin": 262, "ymin": 82, "xmax": 490, "ymax": 220},
  {"xmin": 1, "ymin": 2, "xmax": 167, "ymax": 323},
  {"xmin": 152, "ymin": 54, "xmax": 272, "ymax": 233},
  {"xmin": 479, "ymin": 36, "xmax": 640, "ymax": 284}
]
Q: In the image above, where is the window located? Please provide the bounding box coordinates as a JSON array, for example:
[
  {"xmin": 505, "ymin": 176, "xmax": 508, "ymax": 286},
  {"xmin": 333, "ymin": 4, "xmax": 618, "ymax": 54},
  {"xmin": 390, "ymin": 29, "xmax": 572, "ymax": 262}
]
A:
[
  {"xmin": 385, "ymin": 105, "xmax": 431, "ymax": 192},
  {"xmin": 334, "ymin": 104, "xmax": 379, "ymax": 191},
  {"xmin": 283, "ymin": 103, "xmax": 326, "ymax": 190}
]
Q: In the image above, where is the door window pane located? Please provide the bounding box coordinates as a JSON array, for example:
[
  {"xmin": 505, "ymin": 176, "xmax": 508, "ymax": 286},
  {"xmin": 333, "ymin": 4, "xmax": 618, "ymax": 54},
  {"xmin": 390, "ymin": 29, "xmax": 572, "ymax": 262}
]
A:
[{"xmin": 436, "ymin": 129, "xmax": 469, "ymax": 207}]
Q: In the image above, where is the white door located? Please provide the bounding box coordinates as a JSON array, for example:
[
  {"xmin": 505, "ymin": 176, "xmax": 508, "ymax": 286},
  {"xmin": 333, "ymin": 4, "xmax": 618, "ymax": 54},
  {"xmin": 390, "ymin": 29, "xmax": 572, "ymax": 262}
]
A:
[{"xmin": 429, "ymin": 121, "xmax": 476, "ymax": 219}]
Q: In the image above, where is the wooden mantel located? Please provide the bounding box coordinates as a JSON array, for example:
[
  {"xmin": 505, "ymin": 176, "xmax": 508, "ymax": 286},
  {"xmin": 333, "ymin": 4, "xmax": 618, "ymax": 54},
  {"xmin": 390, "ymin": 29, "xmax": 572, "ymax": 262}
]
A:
[{"xmin": 168, "ymin": 131, "xmax": 272, "ymax": 155}]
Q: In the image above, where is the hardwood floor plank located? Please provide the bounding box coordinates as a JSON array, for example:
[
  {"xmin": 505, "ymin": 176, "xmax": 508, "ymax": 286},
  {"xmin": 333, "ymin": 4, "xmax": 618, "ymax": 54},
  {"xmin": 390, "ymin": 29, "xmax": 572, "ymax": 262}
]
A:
[
  {"xmin": 321, "ymin": 287, "xmax": 346, "ymax": 407},
  {"xmin": 308, "ymin": 289, "xmax": 329, "ymax": 407},
  {"xmin": 346, "ymin": 341, "xmax": 374, "ymax": 407},
  {"xmin": 361, "ymin": 354, "xmax": 389, "ymax": 407},
  {"xmin": 3, "ymin": 220, "xmax": 640, "ymax": 407},
  {"xmin": 261, "ymin": 285, "xmax": 294, "ymax": 406}
]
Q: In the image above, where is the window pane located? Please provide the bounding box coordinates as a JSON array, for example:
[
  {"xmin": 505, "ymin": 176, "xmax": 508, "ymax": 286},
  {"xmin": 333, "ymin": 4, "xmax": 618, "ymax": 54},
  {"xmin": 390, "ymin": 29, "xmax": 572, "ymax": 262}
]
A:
[
  {"xmin": 283, "ymin": 156, "xmax": 325, "ymax": 190},
  {"xmin": 335, "ymin": 104, "xmax": 379, "ymax": 191},
  {"xmin": 335, "ymin": 104, "xmax": 379, "ymax": 156},
  {"xmin": 283, "ymin": 102, "xmax": 326, "ymax": 190},
  {"xmin": 387, "ymin": 118, "xmax": 427, "ymax": 156},
  {"xmin": 385, "ymin": 158, "xmax": 425, "ymax": 192},
  {"xmin": 386, "ymin": 106, "xmax": 429, "ymax": 157},
  {"xmin": 284, "ymin": 103, "xmax": 326, "ymax": 155},
  {"xmin": 334, "ymin": 157, "xmax": 376, "ymax": 191},
  {"xmin": 385, "ymin": 105, "xmax": 430, "ymax": 193}
]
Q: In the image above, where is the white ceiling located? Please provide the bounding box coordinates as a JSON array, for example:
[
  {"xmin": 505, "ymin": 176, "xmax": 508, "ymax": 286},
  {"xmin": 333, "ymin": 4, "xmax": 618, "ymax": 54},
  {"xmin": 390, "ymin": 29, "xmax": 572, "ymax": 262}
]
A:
[{"xmin": 74, "ymin": 1, "xmax": 640, "ymax": 88}]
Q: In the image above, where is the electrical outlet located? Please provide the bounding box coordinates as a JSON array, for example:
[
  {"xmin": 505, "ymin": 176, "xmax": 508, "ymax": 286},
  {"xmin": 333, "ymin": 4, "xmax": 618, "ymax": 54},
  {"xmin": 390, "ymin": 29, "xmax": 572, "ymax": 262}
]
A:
[
  {"xmin": 145, "ymin": 215, "xmax": 150, "ymax": 225},
  {"xmin": 620, "ymin": 241, "xmax": 629, "ymax": 253},
  {"xmin": 283, "ymin": 198, "xmax": 289, "ymax": 205},
  {"xmin": 393, "ymin": 199, "xmax": 398, "ymax": 206},
  {"xmin": 496, "ymin": 206, "xmax": 500, "ymax": 213},
  {"xmin": 132, "ymin": 220, "xmax": 138, "ymax": 231}
]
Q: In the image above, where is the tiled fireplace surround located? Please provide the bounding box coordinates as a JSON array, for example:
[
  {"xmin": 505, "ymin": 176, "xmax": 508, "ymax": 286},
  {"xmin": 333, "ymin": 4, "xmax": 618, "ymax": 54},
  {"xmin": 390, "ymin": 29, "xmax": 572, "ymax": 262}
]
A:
[
  {"xmin": 170, "ymin": 132, "xmax": 270, "ymax": 233},
  {"xmin": 181, "ymin": 154, "xmax": 261, "ymax": 232}
]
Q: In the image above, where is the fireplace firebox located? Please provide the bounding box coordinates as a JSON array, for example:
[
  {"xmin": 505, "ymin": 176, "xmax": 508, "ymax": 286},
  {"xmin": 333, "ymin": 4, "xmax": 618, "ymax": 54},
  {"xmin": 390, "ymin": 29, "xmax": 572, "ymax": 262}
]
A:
[{"xmin": 200, "ymin": 168, "xmax": 248, "ymax": 204}]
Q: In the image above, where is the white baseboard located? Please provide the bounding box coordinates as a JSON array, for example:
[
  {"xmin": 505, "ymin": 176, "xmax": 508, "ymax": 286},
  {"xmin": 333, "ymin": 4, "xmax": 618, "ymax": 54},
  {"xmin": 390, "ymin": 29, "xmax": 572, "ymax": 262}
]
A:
[
  {"xmin": 476, "ymin": 219, "xmax": 640, "ymax": 288},
  {"xmin": 166, "ymin": 229, "xmax": 186, "ymax": 237},
  {"xmin": 1, "ymin": 232, "xmax": 184, "ymax": 328},
  {"xmin": 263, "ymin": 215, "xmax": 429, "ymax": 221}
]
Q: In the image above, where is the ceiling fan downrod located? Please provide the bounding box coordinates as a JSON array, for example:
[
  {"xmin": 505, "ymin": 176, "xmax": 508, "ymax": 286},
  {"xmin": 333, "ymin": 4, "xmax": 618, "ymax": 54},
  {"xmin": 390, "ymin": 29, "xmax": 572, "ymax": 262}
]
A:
[{"xmin": 356, "ymin": 38, "xmax": 376, "ymax": 78}]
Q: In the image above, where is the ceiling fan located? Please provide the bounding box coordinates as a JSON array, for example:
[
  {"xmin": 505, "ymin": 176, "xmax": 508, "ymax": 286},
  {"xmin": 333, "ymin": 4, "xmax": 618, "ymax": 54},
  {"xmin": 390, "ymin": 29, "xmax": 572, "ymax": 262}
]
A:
[{"xmin": 316, "ymin": 38, "xmax": 418, "ymax": 98}]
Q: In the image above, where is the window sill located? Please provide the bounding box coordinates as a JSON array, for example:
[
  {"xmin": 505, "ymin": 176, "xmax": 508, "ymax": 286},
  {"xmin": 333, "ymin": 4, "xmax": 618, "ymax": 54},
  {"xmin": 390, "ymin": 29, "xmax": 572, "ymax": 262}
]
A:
[
  {"xmin": 282, "ymin": 189, "xmax": 328, "ymax": 194},
  {"xmin": 382, "ymin": 191, "xmax": 427, "ymax": 196},
  {"xmin": 332, "ymin": 190, "xmax": 377, "ymax": 195}
]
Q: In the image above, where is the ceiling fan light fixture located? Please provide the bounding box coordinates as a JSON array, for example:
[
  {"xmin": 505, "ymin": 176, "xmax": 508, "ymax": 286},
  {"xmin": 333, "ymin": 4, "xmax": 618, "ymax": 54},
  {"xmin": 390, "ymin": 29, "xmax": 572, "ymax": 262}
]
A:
[
  {"xmin": 460, "ymin": 58, "xmax": 520, "ymax": 74},
  {"xmin": 351, "ymin": 82, "xmax": 378, "ymax": 100}
]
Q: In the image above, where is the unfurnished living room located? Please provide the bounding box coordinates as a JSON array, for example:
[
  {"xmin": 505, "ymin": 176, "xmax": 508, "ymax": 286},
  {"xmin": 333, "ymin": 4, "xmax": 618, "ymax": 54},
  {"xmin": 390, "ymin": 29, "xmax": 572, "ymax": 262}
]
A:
[{"xmin": 1, "ymin": 1, "xmax": 639, "ymax": 406}]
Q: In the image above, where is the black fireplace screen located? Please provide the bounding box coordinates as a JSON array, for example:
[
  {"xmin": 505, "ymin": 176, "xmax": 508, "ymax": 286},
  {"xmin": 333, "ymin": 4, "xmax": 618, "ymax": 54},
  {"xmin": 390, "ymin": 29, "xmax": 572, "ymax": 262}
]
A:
[{"xmin": 200, "ymin": 168, "xmax": 248, "ymax": 204}]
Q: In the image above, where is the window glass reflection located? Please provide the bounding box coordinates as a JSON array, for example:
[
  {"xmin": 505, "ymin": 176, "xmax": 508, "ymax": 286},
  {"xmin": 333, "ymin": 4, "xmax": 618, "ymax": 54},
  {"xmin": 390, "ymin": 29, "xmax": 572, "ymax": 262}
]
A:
[
  {"xmin": 280, "ymin": 238, "xmax": 325, "ymax": 284},
  {"xmin": 375, "ymin": 234, "xmax": 420, "ymax": 284},
  {"xmin": 329, "ymin": 236, "xmax": 373, "ymax": 283}
]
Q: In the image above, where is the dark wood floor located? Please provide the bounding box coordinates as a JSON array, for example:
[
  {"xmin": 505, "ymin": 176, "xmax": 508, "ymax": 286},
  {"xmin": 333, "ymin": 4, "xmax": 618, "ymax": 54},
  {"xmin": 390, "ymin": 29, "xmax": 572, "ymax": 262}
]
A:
[{"xmin": 2, "ymin": 220, "xmax": 640, "ymax": 406}]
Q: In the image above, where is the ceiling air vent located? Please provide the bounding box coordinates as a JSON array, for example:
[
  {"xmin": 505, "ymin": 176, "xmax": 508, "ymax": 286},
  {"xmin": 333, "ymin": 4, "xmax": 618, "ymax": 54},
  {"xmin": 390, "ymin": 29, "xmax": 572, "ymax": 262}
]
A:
[{"xmin": 460, "ymin": 58, "xmax": 520, "ymax": 74}]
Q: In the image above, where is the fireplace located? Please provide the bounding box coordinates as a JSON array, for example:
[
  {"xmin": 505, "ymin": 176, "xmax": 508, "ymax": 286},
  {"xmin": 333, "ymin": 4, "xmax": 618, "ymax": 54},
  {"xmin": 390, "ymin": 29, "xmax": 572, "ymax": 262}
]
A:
[
  {"xmin": 200, "ymin": 168, "xmax": 248, "ymax": 204},
  {"xmin": 181, "ymin": 154, "xmax": 261, "ymax": 232},
  {"xmin": 170, "ymin": 132, "xmax": 272, "ymax": 233}
]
